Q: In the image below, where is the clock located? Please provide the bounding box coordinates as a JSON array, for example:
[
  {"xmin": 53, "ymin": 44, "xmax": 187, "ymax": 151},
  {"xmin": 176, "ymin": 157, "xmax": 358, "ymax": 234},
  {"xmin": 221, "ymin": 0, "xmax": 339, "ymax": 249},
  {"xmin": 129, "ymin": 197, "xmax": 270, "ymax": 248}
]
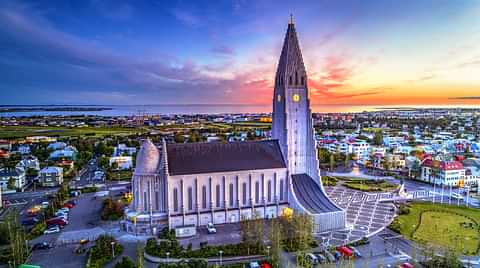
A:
[
  {"xmin": 292, "ymin": 94, "xmax": 300, "ymax": 102},
  {"xmin": 277, "ymin": 94, "xmax": 281, "ymax": 102}
]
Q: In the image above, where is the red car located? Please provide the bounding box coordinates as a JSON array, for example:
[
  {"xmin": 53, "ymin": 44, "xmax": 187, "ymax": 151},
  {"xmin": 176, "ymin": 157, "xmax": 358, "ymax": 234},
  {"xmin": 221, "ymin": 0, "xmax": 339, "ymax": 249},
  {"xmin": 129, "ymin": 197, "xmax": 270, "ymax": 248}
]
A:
[
  {"xmin": 46, "ymin": 217, "xmax": 68, "ymax": 226},
  {"xmin": 63, "ymin": 203, "xmax": 74, "ymax": 209},
  {"xmin": 336, "ymin": 246, "xmax": 353, "ymax": 257}
]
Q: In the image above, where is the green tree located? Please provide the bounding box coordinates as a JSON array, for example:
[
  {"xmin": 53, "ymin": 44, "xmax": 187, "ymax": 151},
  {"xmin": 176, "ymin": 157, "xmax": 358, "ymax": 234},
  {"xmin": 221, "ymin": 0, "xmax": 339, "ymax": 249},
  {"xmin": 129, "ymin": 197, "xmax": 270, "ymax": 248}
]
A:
[
  {"xmin": 7, "ymin": 176, "xmax": 16, "ymax": 190},
  {"xmin": 329, "ymin": 154, "xmax": 335, "ymax": 171},
  {"xmin": 373, "ymin": 131, "xmax": 383, "ymax": 146},
  {"xmin": 136, "ymin": 242, "xmax": 144, "ymax": 268},
  {"xmin": 114, "ymin": 256, "xmax": 136, "ymax": 268},
  {"xmin": 268, "ymin": 218, "xmax": 282, "ymax": 268}
]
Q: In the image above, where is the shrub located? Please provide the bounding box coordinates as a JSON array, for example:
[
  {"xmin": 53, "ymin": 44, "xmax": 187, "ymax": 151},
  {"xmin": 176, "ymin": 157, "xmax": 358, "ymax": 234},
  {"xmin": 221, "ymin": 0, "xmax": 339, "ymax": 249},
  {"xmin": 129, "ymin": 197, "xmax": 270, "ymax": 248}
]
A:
[
  {"xmin": 81, "ymin": 186, "xmax": 98, "ymax": 193},
  {"xmin": 114, "ymin": 256, "xmax": 136, "ymax": 268},
  {"xmin": 87, "ymin": 235, "xmax": 123, "ymax": 268},
  {"xmin": 101, "ymin": 198, "xmax": 125, "ymax": 221},
  {"xmin": 28, "ymin": 222, "xmax": 46, "ymax": 239}
]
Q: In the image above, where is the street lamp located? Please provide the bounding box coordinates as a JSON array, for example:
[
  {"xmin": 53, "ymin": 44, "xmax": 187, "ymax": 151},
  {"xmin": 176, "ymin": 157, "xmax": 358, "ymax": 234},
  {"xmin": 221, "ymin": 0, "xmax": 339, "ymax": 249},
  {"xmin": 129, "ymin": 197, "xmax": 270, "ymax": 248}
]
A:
[
  {"xmin": 111, "ymin": 241, "xmax": 115, "ymax": 258},
  {"xmin": 266, "ymin": 245, "xmax": 271, "ymax": 257},
  {"xmin": 166, "ymin": 252, "xmax": 170, "ymax": 264},
  {"xmin": 219, "ymin": 250, "xmax": 223, "ymax": 265}
]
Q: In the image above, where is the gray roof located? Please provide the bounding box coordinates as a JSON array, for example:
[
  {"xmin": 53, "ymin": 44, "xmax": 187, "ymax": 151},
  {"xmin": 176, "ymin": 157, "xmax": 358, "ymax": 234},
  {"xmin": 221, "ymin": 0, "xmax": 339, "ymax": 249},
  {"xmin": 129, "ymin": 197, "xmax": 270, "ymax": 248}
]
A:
[
  {"xmin": 291, "ymin": 173, "xmax": 341, "ymax": 213},
  {"xmin": 134, "ymin": 139, "xmax": 160, "ymax": 174},
  {"xmin": 166, "ymin": 140, "xmax": 286, "ymax": 176}
]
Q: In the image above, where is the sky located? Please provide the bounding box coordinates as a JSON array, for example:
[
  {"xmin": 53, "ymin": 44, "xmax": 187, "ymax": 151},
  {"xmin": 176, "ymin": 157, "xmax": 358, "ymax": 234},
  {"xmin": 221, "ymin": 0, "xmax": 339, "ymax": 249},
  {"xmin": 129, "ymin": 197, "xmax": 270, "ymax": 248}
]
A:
[{"xmin": 1, "ymin": 0, "xmax": 480, "ymax": 107}]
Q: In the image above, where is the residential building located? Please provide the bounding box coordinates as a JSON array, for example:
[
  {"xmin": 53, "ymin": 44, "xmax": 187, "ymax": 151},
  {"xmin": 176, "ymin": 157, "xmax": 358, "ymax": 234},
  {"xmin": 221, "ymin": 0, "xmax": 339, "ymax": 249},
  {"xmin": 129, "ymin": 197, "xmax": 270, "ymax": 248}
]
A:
[
  {"xmin": 109, "ymin": 156, "xmax": 133, "ymax": 170},
  {"xmin": 0, "ymin": 167, "xmax": 26, "ymax": 191},
  {"xmin": 16, "ymin": 156, "xmax": 40, "ymax": 171},
  {"xmin": 38, "ymin": 167, "xmax": 63, "ymax": 187},
  {"xmin": 421, "ymin": 160, "xmax": 466, "ymax": 186},
  {"xmin": 113, "ymin": 144, "xmax": 137, "ymax": 157}
]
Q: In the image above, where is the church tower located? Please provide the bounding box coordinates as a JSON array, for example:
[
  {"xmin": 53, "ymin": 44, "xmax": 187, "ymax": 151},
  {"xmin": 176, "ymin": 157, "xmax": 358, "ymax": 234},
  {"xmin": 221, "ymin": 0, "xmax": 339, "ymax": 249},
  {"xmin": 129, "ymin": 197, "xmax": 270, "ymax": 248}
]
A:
[{"xmin": 272, "ymin": 17, "xmax": 320, "ymax": 181}]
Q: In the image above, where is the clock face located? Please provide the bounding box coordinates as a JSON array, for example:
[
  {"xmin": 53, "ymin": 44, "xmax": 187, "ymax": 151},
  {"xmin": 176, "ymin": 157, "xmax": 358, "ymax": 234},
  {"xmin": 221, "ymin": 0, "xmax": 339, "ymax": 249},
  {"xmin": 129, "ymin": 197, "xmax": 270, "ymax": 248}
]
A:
[
  {"xmin": 293, "ymin": 94, "xmax": 300, "ymax": 102},
  {"xmin": 277, "ymin": 94, "xmax": 281, "ymax": 102}
]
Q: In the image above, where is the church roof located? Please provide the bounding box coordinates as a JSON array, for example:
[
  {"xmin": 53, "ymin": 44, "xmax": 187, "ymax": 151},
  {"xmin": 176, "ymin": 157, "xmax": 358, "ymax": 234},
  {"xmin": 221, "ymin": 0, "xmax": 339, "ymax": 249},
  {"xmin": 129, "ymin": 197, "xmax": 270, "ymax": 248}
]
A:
[
  {"xmin": 166, "ymin": 140, "xmax": 286, "ymax": 176},
  {"xmin": 134, "ymin": 139, "xmax": 160, "ymax": 174},
  {"xmin": 275, "ymin": 18, "xmax": 307, "ymax": 87}
]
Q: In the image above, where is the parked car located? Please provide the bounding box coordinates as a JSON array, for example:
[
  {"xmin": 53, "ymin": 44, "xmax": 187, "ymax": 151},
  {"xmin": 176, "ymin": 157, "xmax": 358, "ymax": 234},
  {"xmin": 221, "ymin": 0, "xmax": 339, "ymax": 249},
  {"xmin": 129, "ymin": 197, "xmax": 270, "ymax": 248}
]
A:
[
  {"xmin": 66, "ymin": 200, "xmax": 77, "ymax": 206},
  {"xmin": 315, "ymin": 253, "xmax": 327, "ymax": 263},
  {"xmin": 305, "ymin": 253, "xmax": 319, "ymax": 264},
  {"xmin": 47, "ymin": 224, "xmax": 64, "ymax": 230},
  {"xmin": 54, "ymin": 213, "xmax": 68, "ymax": 220},
  {"xmin": 41, "ymin": 201, "xmax": 49, "ymax": 208},
  {"xmin": 32, "ymin": 242, "xmax": 53, "ymax": 250},
  {"xmin": 348, "ymin": 246, "xmax": 362, "ymax": 258},
  {"xmin": 333, "ymin": 250, "xmax": 342, "ymax": 260},
  {"xmin": 44, "ymin": 226, "xmax": 60, "ymax": 234},
  {"xmin": 206, "ymin": 222, "xmax": 217, "ymax": 234},
  {"xmin": 248, "ymin": 262, "xmax": 260, "ymax": 268},
  {"xmin": 336, "ymin": 246, "xmax": 353, "ymax": 257},
  {"xmin": 46, "ymin": 217, "xmax": 68, "ymax": 226},
  {"xmin": 323, "ymin": 250, "xmax": 336, "ymax": 263},
  {"xmin": 398, "ymin": 263, "xmax": 414, "ymax": 268},
  {"xmin": 58, "ymin": 207, "xmax": 70, "ymax": 213},
  {"xmin": 63, "ymin": 203, "xmax": 74, "ymax": 209}
]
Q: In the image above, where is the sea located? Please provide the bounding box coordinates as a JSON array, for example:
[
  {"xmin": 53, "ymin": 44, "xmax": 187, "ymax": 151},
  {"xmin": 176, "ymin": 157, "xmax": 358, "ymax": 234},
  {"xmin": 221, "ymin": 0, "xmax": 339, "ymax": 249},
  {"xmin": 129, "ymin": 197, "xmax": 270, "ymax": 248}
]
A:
[{"xmin": 0, "ymin": 104, "xmax": 479, "ymax": 117}]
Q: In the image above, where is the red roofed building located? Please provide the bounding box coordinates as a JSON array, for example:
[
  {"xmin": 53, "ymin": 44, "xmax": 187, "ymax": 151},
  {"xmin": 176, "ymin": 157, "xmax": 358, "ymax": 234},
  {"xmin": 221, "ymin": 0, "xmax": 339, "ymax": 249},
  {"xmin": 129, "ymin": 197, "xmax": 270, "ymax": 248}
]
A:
[{"xmin": 421, "ymin": 160, "xmax": 466, "ymax": 186}]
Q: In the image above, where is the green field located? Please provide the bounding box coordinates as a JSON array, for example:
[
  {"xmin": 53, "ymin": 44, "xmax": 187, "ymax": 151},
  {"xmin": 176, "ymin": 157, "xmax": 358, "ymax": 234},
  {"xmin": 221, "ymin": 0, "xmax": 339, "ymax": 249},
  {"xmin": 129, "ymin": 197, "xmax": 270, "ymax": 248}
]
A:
[
  {"xmin": 391, "ymin": 202, "xmax": 480, "ymax": 255},
  {"xmin": 0, "ymin": 126, "xmax": 144, "ymax": 139},
  {"xmin": 342, "ymin": 179, "xmax": 398, "ymax": 192}
]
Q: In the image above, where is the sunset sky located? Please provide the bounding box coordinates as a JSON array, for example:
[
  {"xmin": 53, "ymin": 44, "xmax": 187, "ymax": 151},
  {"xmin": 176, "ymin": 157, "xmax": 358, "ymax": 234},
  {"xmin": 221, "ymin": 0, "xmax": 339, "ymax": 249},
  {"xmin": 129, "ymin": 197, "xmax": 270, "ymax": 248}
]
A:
[{"xmin": 1, "ymin": 0, "xmax": 479, "ymax": 107}]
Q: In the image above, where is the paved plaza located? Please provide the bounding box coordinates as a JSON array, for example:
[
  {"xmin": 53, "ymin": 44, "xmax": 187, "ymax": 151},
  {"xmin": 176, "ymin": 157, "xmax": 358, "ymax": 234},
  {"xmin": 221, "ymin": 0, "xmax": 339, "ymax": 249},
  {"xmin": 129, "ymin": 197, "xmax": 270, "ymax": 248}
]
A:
[{"xmin": 317, "ymin": 186, "xmax": 397, "ymax": 247}]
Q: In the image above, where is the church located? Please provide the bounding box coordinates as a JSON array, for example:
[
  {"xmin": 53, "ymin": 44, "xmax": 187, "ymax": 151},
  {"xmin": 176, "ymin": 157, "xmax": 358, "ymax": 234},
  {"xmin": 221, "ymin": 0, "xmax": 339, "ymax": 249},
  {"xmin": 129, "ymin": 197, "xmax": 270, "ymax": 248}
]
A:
[{"xmin": 125, "ymin": 19, "xmax": 346, "ymax": 235}]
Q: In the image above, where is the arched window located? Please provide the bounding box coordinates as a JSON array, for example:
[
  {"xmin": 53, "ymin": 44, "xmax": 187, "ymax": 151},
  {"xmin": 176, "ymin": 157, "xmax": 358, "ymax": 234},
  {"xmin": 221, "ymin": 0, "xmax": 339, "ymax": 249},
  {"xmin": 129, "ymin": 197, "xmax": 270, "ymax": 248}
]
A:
[
  {"xmin": 202, "ymin": 185, "xmax": 207, "ymax": 209},
  {"xmin": 216, "ymin": 184, "xmax": 221, "ymax": 208},
  {"xmin": 295, "ymin": 72, "xmax": 298, "ymax": 85},
  {"xmin": 229, "ymin": 183, "xmax": 234, "ymax": 207},
  {"xmin": 242, "ymin": 182, "xmax": 247, "ymax": 205},
  {"xmin": 301, "ymin": 76, "xmax": 304, "ymax": 85},
  {"xmin": 267, "ymin": 180, "xmax": 272, "ymax": 202},
  {"xmin": 289, "ymin": 76, "xmax": 292, "ymax": 85},
  {"xmin": 279, "ymin": 180, "xmax": 284, "ymax": 201},
  {"xmin": 187, "ymin": 187, "xmax": 193, "ymax": 211},
  {"xmin": 173, "ymin": 188, "xmax": 178, "ymax": 212},
  {"xmin": 255, "ymin": 181, "xmax": 260, "ymax": 204}
]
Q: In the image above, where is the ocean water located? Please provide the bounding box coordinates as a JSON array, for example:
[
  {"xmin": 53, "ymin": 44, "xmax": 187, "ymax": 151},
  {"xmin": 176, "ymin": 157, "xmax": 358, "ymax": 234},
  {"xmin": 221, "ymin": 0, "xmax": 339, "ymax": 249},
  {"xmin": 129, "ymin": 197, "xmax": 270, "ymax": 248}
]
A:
[{"xmin": 0, "ymin": 104, "xmax": 478, "ymax": 117}]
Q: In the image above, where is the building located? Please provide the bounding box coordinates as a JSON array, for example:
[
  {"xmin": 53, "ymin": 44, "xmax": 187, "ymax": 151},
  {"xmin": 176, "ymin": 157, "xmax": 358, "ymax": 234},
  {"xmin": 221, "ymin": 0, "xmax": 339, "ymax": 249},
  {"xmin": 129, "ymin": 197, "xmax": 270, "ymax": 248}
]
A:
[
  {"xmin": 421, "ymin": 160, "xmax": 466, "ymax": 186},
  {"xmin": 25, "ymin": 136, "xmax": 57, "ymax": 143},
  {"xmin": 49, "ymin": 146, "xmax": 77, "ymax": 160},
  {"xmin": 125, "ymin": 20, "xmax": 345, "ymax": 235},
  {"xmin": 109, "ymin": 156, "xmax": 133, "ymax": 170},
  {"xmin": 113, "ymin": 144, "xmax": 137, "ymax": 157},
  {"xmin": 38, "ymin": 167, "xmax": 63, "ymax": 187},
  {"xmin": 16, "ymin": 156, "xmax": 40, "ymax": 171},
  {"xmin": 17, "ymin": 145, "xmax": 31, "ymax": 155},
  {"xmin": 0, "ymin": 167, "xmax": 26, "ymax": 191}
]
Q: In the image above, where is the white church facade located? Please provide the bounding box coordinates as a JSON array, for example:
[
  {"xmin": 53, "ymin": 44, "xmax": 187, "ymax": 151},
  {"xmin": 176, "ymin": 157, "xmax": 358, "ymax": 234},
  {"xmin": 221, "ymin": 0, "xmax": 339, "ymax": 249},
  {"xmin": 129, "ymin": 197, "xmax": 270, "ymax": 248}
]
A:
[{"xmin": 125, "ymin": 20, "xmax": 346, "ymax": 235}]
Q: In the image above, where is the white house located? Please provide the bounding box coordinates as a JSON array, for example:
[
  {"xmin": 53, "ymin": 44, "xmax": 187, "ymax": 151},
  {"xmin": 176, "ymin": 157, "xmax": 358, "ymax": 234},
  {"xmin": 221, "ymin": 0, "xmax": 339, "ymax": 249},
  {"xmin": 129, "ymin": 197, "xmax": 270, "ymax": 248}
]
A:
[
  {"xmin": 421, "ymin": 159, "xmax": 466, "ymax": 186},
  {"xmin": 109, "ymin": 156, "xmax": 133, "ymax": 170},
  {"xmin": 113, "ymin": 144, "xmax": 137, "ymax": 157}
]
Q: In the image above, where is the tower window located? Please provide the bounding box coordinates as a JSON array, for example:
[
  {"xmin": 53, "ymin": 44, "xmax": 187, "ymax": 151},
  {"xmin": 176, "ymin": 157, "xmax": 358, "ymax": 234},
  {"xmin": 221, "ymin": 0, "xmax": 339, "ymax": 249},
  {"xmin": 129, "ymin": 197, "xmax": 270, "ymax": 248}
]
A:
[
  {"xmin": 216, "ymin": 184, "xmax": 221, "ymax": 208},
  {"xmin": 229, "ymin": 183, "xmax": 234, "ymax": 207},
  {"xmin": 289, "ymin": 76, "xmax": 292, "ymax": 85},
  {"xmin": 301, "ymin": 76, "xmax": 304, "ymax": 85},
  {"xmin": 295, "ymin": 72, "xmax": 298, "ymax": 85},
  {"xmin": 202, "ymin": 185, "xmax": 207, "ymax": 209}
]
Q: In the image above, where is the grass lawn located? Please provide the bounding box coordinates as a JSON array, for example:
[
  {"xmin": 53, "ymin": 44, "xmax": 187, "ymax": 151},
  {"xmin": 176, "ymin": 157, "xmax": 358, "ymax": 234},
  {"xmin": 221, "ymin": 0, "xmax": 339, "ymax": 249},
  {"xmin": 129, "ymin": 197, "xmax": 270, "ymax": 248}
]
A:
[
  {"xmin": 342, "ymin": 179, "xmax": 398, "ymax": 192},
  {"xmin": 0, "ymin": 126, "xmax": 144, "ymax": 139},
  {"xmin": 391, "ymin": 202, "xmax": 480, "ymax": 255}
]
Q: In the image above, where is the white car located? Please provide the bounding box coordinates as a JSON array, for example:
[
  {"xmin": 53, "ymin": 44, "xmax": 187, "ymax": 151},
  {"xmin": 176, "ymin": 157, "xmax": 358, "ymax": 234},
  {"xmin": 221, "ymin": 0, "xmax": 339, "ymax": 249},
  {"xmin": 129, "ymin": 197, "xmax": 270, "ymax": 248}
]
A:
[
  {"xmin": 58, "ymin": 207, "xmax": 70, "ymax": 213},
  {"xmin": 44, "ymin": 226, "xmax": 60, "ymax": 234},
  {"xmin": 41, "ymin": 202, "xmax": 49, "ymax": 209},
  {"xmin": 55, "ymin": 213, "xmax": 68, "ymax": 220},
  {"xmin": 206, "ymin": 222, "xmax": 217, "ymax": 234}
]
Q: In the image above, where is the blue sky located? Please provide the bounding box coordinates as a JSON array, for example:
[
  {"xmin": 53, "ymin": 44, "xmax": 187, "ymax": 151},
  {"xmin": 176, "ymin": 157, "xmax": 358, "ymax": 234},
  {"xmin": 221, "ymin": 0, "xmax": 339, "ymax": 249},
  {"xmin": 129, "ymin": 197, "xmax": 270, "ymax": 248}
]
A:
[{"xmin": 1, "ymin": 0, "xmax": 479, "ymax": 105}]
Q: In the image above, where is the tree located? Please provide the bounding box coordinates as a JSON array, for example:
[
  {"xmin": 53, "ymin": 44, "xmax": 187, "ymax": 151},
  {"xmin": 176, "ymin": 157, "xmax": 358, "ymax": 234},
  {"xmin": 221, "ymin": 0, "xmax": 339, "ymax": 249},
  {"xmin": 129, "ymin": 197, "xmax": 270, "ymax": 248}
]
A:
[
  {"xmin": 329, "ymin": 154, "xmax": 335, "ymax": 171},
  {"xmin": 5, "ymin": 211, "xmax": 29, "ymax": 267},
  {"xmin": 26, "ymin": 168, "xmax": 38, "ymax": 179},
  {"xmin": 136, "ymin": 242, "xmax": 144, "ymax": 268},
  {"xmin": 268, "ymin": 218, "xmax": 282, "ymax": 268},
  {"xmin": 373, "ymin": 131, "xmax": 383, "ymax": 146},
  {"xmin": 7, "ymin": 176, "xmax": 16, "ymax": 190}
]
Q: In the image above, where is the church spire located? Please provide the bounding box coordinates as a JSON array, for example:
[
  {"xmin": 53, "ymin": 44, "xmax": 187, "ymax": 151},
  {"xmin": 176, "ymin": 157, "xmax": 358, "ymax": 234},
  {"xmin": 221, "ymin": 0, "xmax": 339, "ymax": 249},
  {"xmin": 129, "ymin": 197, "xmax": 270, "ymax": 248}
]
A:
[{"xmin": 274, "ymin": 16, "xmax": 307, "ymax": 89}]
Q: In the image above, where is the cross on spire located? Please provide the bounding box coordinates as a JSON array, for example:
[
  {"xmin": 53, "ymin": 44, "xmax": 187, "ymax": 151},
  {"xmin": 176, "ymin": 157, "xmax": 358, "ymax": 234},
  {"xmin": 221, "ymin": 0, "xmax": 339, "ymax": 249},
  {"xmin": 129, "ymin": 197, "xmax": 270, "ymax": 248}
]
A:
[{"xmin": 289, "ymin": 14, "xmax": 294, "ymax": 24}]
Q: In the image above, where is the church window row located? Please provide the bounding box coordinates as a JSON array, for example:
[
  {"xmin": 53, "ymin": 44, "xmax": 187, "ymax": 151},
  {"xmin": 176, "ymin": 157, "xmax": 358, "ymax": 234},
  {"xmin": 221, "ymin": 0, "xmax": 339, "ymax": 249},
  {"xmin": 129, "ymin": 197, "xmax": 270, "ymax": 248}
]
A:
[{"xmin": 171, "ymin": 178, "xmax": 286, "ymax": 213}]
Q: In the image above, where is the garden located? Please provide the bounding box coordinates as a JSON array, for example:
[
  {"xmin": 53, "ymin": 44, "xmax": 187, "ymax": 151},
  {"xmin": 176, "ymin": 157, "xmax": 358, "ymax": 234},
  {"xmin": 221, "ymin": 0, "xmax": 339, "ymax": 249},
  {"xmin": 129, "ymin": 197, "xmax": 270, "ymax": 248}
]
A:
[
  {"xmin": 389, "ymin": 202, "xmax": 480, "ymax": 255},
  {"xmin": 342, "ymin": 178, "xmax": 397, "ymax": 192}
]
